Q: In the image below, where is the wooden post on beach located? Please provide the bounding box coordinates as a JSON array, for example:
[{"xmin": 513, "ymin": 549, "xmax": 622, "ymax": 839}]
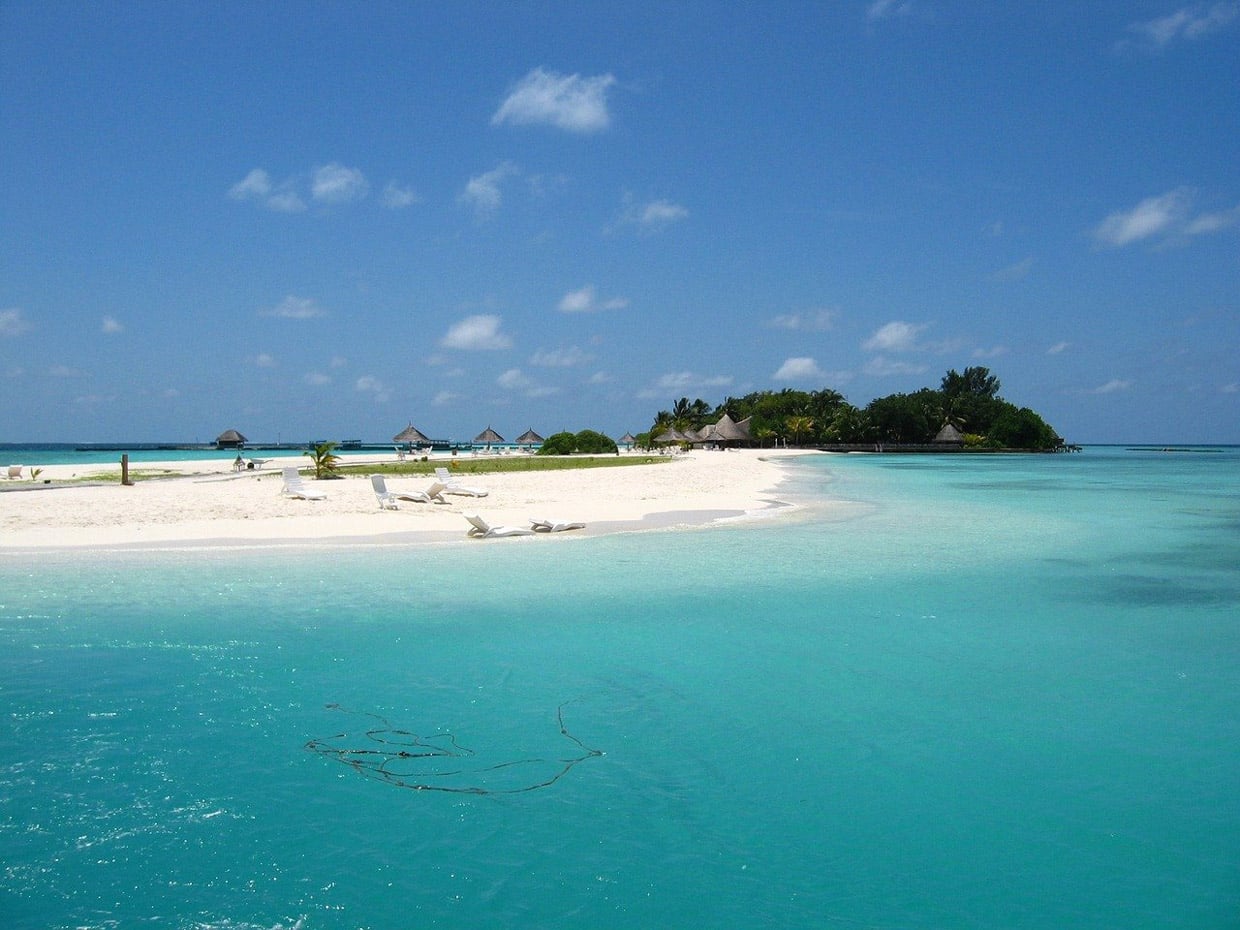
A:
[{"xmin": 121, "ymin": 454, "xmax": 134, "ymax": 486}]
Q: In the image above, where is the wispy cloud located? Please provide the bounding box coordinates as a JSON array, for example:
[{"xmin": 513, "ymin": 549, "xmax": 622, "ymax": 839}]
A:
[
  {"xmin": 867, "ymin": 0, "xmax": 916, "ymax": 20},
  {"xmin": 440, "ymin": 314, "xmax": 512, "ymax": 350},
  {"xmin": 991, "ymin": 256, "xmax": 1034, "ymax": 283},
  {"xmin": 1, "ymin": 308, "xmax": 31, "ymax": 336},
  {"xmin": 557, "ymin": 285, "xmax": 629, "ymax": 313},
  {"xmin": 303, "ymin": 372, "xmax": 331, "ymax": 386},
  {"xmin": 972, "ymin": 345, "xmax": 1009, "ymax": 359},
  {"xmin": 1089, "ymin": 378, "xmax": 1134, "ymax": 394},
  {"xmin": 254, "ymin": 353, "xmax": 276, "ymax": 368},
  {"xmin": 492, "ymin": 67, "xmax": 616, "ymax": 133},
  {"xmin": 1047, "ymin": 341, "xmax": 1070, "ymax": 355},
  {"xmin": 769, "ymin": 309, "xmax": 836, "ymax": 331},
  {"xmin": 311, "ymin": 163, "xmax": 368, "ymax": 204},
  {"xmin": 355, "ymin": 375, "xmax": 391, "ymax": 402},
  {"xmin": 1120, "ymin": 2, "xmax": 1238, "ymax": 50},
  {"xmin": 613, "ymin": 195, "xmax": 689, "ymax": 233},
  {"xmin": 637, "ymin": 370, "xmax": 733, "ymax": 398},
  {"xmin": 228, "ymin": 168, "xmax": 306, "ymax": 213},
  {"xmin": 101, "ymin": 315, "xmax": 123, "ymax": 334},
  {"xmin": 862, "ymin": 320, "xmax": 927, "ymax": 353},
  {"xmin": 381, "ymin": 181, "xmax": 419, "ymax": 209},
  {"xmin": 49, "ymin": 364, "xmax": 86, "ymax": 378},
  {"xmin": 531, "ymin": 346, "xmax": 592, "ymax": 367},
  {"xmin": 262, "ymin": 295, "xmax": 325, "ymax": 319},
  {"xmin": 1093, "ymin": 188, "xmax": 1238, "ymax": 247},
  {"xmin": 863, "ymin": 356, "xmax": 928, "ymax": 377},
  {"xmin": 773, "ymin": 357, "xmax": 826, "ymax": 382},
  {"xmin": 460, "ymin": 162, "xmax": 519, "ymax": 216}
]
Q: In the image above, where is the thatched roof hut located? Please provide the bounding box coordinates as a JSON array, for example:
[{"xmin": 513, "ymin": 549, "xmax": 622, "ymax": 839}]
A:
[
  {"xmin": 515, "ymin": 428, "xmax": 544, "ymax": 446},
  {"xmin": 934, "ymin": 423, "xmax": 964, "ymax": 444},
  {"xmin": 393, "ymin": 423, "xmax": 431, "ymax": 445},
  {"xmin": 474, "ymin": 426, "xmax": 505, "ymax": 445},
  {"xmin": 215, "ymin": 429, "xmax": 247, "ymax": 449}
]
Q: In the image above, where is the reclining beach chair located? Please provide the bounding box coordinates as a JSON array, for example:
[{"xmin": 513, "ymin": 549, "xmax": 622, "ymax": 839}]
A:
[
  {"xmin": 280, "ymin": 466, "xmax": 327, "ymax": 500},
  {"xmin": 464, "ymin": 513, "xmax": 534, "ymax": 538},
  {"xmin": 434, "ymin": 466, "xmax": 489, "ymax": 497},
  {"xmin": 6, "ymin": 464, "xmax": 23, "ymax": 480},
  {"xmin": 530, "ymin": 517, "xmax": 586, "ymax": 533},
  {"xmin": 370, "ymin": 474, "xmax": 449, "ymax": 509}
]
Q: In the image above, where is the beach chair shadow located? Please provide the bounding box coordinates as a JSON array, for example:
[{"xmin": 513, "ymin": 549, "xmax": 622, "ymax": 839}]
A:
[{"xmin": 530, "ymin": 517, "xmax": 586, "ymax": 533}]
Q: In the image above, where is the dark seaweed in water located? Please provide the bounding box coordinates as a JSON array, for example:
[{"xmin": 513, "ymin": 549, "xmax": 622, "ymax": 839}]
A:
[{"xmin": 305, "ymin": 702, "xmax": 601, "ymax": 794}]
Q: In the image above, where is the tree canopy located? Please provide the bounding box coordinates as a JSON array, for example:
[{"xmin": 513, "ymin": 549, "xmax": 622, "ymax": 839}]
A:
[{"xmin": 645, "ymin": 367, "xmax": 1061, "ymax": 451}]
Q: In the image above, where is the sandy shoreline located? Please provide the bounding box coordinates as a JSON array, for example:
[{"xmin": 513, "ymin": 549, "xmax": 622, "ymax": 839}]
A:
[{"xmin": 0, "ymin": 450, "xmax": 812, "ymax": 552}]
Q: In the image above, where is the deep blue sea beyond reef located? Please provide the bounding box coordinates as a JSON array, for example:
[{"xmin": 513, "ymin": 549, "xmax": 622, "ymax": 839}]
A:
[{"xmin": 2, "ymin": 448, "xmax": 1237, "ymax": 929}]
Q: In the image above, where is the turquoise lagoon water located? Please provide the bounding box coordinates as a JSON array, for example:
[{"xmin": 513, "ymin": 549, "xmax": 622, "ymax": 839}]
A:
[{"xmin": 1, "ymin": 448, "xmax": 1237, "ymax": 929}]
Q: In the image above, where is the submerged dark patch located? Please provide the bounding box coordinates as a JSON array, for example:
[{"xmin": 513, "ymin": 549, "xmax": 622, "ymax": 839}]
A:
[{"xmin": 305, "ymin": 703, "xmax": 602, "ymax": 794}]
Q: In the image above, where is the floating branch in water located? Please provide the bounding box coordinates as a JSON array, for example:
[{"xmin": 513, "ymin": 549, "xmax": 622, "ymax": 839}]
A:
[{"xmin": 305, "ymin": 702, "xmax": 601, "ymax": 794}]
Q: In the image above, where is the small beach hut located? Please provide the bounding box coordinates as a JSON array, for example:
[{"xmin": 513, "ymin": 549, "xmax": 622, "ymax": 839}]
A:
[
  {"xmin": 393, "ymin": 423, "xmax": 431, "ymax": 446},
  {"xmin": 654, "ymin": 428, "xmax": 688, "ymax": 444},
  {"xmin": 515, "ymin": 428, "xmax": 544, "ymax": 448},
  {"xmin": 473, "ymin": 426, "xmax": 505, "ymax": 448},
  {"xmin": 619, "ymin": 432, "xmax": 636, "ymax": 450},
  {"xmin": 933, "ymin": 423, "xmax": 965, "ymax": 445},
  {"xmin": 215, "ymin": 429, "xmax": 248, "ymax": 450}
]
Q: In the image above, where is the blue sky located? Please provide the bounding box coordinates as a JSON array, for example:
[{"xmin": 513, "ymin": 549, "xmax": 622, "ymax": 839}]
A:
[{"xmin": 2, "ymin": 1, "xmax": 1237, "ymax": 444}]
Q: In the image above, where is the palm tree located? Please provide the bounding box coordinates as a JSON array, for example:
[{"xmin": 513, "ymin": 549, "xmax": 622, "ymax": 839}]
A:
[
  {"xmin": 785, "ymin": 415, "xmax": 814, "ymax": 446},
  {"xmin": 308, "ymin": 441, "xmax": 340, "ymax": 479}
]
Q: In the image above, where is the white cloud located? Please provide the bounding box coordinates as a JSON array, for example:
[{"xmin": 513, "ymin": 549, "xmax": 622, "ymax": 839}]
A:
[
  {"xmin": 637, "ymin": 371, "xmax": 733, "ymax": 398},
  {"xmin": 1, "ymin": 308, "xmax": 31, "ymax": 336},
  {"xmin": 101, "ymin": 315, "xmax": 123, "ymax": 334},
  {"xmin": 304, "ymin": 372, "xmax": 331, "ymax": 386},
  {"xmin": 497, "ymin": 368, "xmax": 530, "ymax": 390},
  {"xmin": 972, "ymin": 345, "xmax": 1009, "ymax": 359},
  {"xmin": 356, "ymin": 375, "xmax": 391, "ymax": 402},
  {"xmin": 1123, "ymin": 2, "xmax": 1238, "ymax": 49},
  {"xmin": 773, "ymin": 357, "xmax": 826, "ymax": 382},
  {"xmin": 531, "ymin": 346, "xmax": 591, "ymax": 367},
  {"xmin": 1047, "ymin": 341, "xmax": 1070, "ymax": 355},
  {"xmin": 862, "ymin": 321, "xmax": 927, "ymax": 353},
  {"xmin": 460, "ymin": 162, "xmax": 519, "ymax": 216},
  {"xmin": 262, "ymin": 295, "xmax": 325, "ymax": 319},
  {"xmin": 440, "ymin": 314, "xmax": 512, "ymax": 350},
  {"xmin": 1185, "ymin": 203, "xmax": 1240, "ymax": 235},
  {"xmin": 863, "ymin": 356, "xmax": 928, "ymax": 377},
  {"xmin": 867, "ymin": 0, "xmax": 915, "ymax": 20},
  {"xmin": 330, "ymin": 356, "xmax": 348, "ymax": 368},
  {"xmin": 1093, "ymin": 188, "xmax": 1192, "ymax": 246},
  {"xmin": 312, "ymin": 163, "xmax": 369, "ymax": 204},
  {"xmin": 991, "ymin": 256, "xmax": 1034, "ymax": 283},
  {"xmin": 1221, "ymin": 382, "xmax": 1240, "ymax": 393},
  {"xmin": 492, "ymin": 67, "xmax": 616, "ymax": 133},
  {"xmin": 770, "ymin": 309, "xmax": 836, "ymax": 331},
  {"xmin": 639, "ymin": 199, "xmax": 689, "ymax": 227},
  {"xmin": 228, "ymin": 168, "xmax": 271, "ymax": 200},
  {"xmin": 588, "ymin": 371, "xmax": 612, "ymax": 384},
  {"xmin": 557, "ymin": 285, "xmax": 629, "ymax": 313},
  {"xmin": 49, "ymin": 364, "xmax": 86, "ymax": 377},
  {"xmin": 265, "ymin": 189, "xmax": 307, "ymax": 213},
  {"xmin": 228, "ymin": 168, "xmax": 306, "ymax": 213},
  {"xmin": 255, "ymin": 353, "xmax": 277, "ymax": 368},
  {"xmin": 432, "ymin": 390, "xmax": 458, "ymax": 406},
  {"xmin": 1090, "ymin": 378, "xmax": 1134, "ymax": 394},
  {"xmin": 382, "ymin": 181, "xmax": 419, "ymax": 209}
]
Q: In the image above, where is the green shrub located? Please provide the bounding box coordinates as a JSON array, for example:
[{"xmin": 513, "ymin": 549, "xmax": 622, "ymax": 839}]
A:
[{"xmin": 536, "ymin": 429, "xmax": 618, "ymax": 455}]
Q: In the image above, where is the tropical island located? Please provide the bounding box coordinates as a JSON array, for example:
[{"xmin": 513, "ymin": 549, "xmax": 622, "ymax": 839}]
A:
[{"xmin": 641, "ymin": 367, "xmax": 1065, "ymax": 452}]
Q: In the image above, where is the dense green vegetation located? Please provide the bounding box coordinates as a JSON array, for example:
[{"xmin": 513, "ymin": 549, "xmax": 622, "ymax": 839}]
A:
[
  {"xmin": 645, "ymin": 367, "xmax": 1061, "ymax": 451},
  {"xmin": 536, "ymin": 429, "xmax": 619, "ymax": 455}
]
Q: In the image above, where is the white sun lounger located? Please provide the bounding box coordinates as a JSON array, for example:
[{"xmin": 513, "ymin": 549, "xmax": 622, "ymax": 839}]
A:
[
  {"xmin": 6, "ymin": 465, "xmax": 23, "ymax": 480},
  {"xmin": 281, "ymin": 466, "xmax": 327, "ymax": 500},
  {"xmin": 530, "ymin": 517, "xmax": 586, "ymax": 532},
  {"xmin": 434, "ymin": 466, "xmax": 489, "ymax": 497},
  {"xmin": 464, "ymin": 513, "xmax": 534, "ymax": 538},
  {"xmin": 370, "ymin": 474, "xmax": 448, "ymax": 509}
]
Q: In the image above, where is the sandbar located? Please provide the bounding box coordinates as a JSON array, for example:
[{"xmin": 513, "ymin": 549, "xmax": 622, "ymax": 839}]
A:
[{"xmin": 0, "ymin": 450, "xmax": 813, "ymax": 552}]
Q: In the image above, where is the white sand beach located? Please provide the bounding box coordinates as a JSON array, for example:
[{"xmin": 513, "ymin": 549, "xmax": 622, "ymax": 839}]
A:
[{"xmin": 0, "ymin": 450, "xmax": 808, "ymax": 551}]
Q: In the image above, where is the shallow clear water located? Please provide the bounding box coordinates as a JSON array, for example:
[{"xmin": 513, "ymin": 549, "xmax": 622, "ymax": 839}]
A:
[{"xmin": 2, "ymin": 448, "xmax": 1237, "ymax": 929}]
